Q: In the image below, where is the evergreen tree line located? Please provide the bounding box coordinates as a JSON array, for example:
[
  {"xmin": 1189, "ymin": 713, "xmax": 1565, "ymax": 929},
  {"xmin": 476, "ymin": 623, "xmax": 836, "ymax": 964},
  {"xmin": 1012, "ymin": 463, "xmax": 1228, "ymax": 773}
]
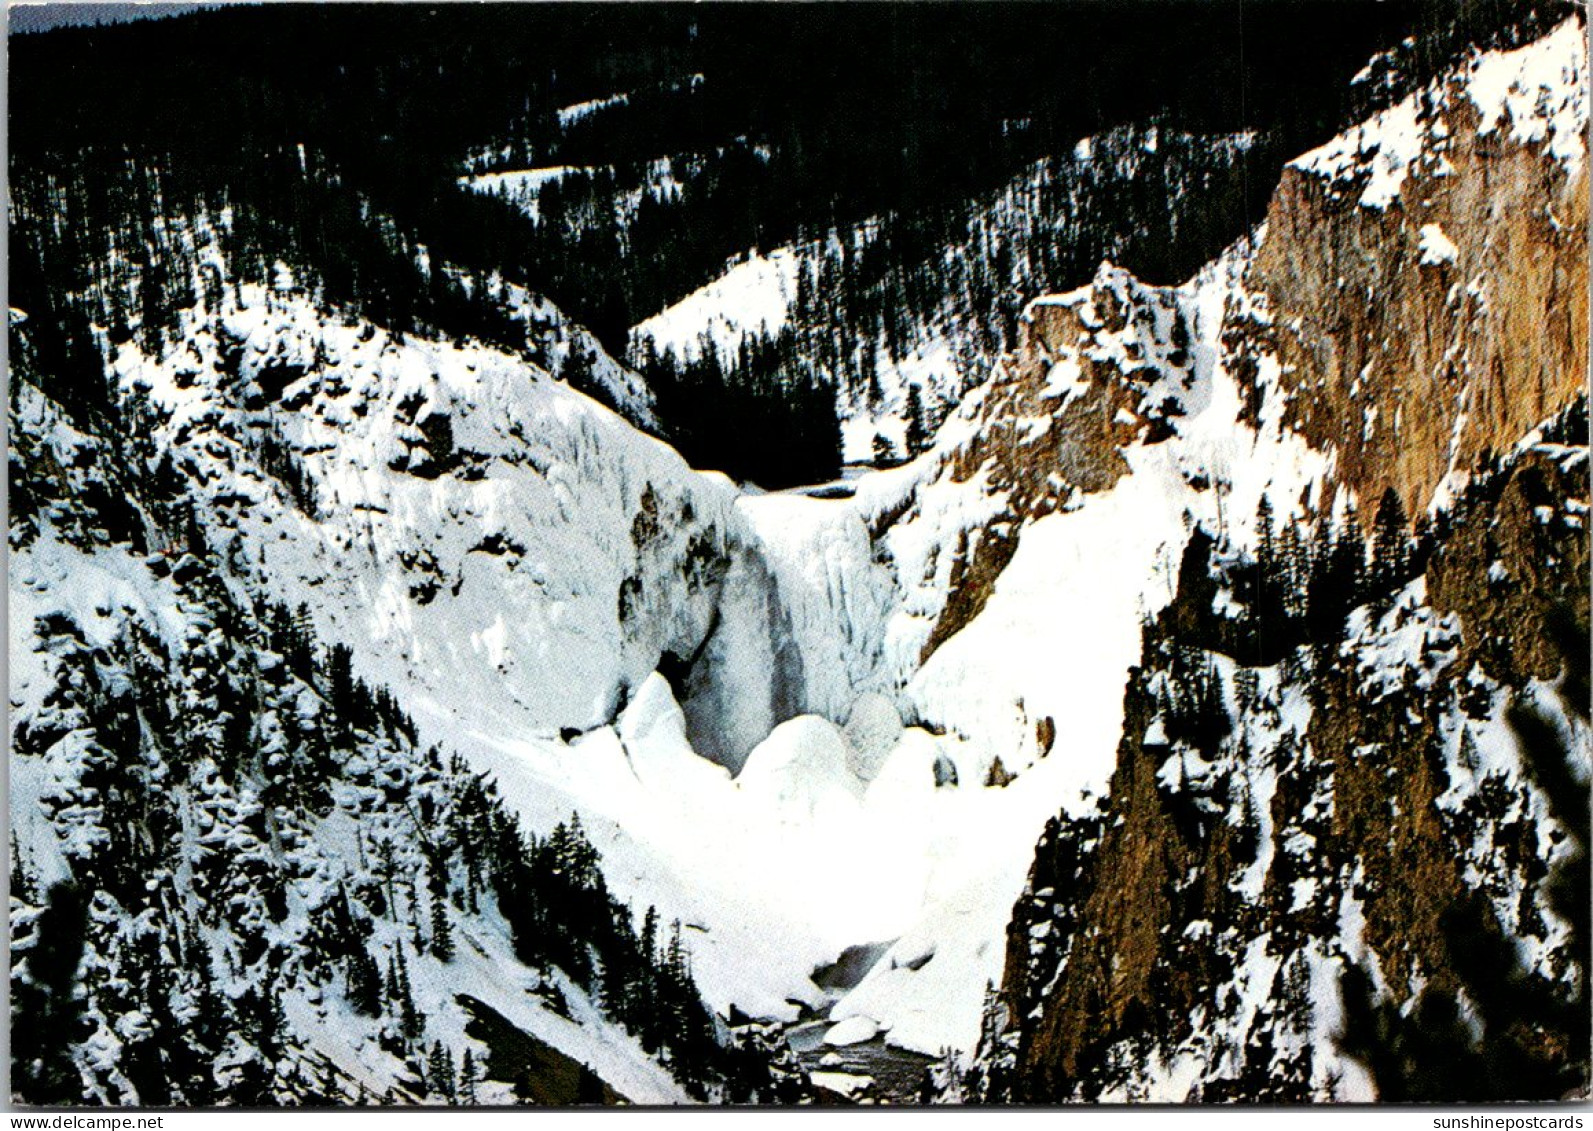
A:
[
  {"xmin": 632, "ymin": 329, "xmax": 841, "ymax": 488},
  {"xmin": 1203, "ymin": 486, "xmax": 1433, "ymax": 668},
  {"xmin": 9, "ymin": 154, "xmax": 539, "ymax": 436}
]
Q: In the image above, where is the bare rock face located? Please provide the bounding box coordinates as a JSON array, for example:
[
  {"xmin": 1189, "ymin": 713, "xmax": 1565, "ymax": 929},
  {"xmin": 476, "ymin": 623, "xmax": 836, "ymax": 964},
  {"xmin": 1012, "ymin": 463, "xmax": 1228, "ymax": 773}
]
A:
[
  {"xmin": 1253, "ymin": 21, "xmax": 1588, "ymax": 518},
  {"xmin": 1426, "ymin": 443, "xmax": 1592, "ymax": 686},
  {"xmin": 915, "ymin": 265, "xmax": 1195, "ymax": 662}
]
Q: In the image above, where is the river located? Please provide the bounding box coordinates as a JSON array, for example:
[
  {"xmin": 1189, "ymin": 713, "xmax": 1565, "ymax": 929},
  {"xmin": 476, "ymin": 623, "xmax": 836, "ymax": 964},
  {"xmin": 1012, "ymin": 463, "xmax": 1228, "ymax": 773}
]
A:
[{"xmin": 783, "ymin": 1018, "xmax": 939, "ymax": 1105}]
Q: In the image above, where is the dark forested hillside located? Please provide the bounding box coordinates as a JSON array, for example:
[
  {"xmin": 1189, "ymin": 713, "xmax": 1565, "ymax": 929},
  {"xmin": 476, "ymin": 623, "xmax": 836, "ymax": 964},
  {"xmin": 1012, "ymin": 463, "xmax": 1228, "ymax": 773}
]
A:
[
  {"xmin": 0, "ymin": 1, "xmax": 1448, "ymax": 318},
  {"xmin": 13, "ymin": 0, "xmax": 1560, "ymax": 485}
]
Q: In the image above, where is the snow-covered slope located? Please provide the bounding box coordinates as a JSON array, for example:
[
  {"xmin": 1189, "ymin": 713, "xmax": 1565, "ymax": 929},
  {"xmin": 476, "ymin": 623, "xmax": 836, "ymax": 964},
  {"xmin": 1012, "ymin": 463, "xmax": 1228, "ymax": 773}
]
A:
[
  {"xmin": 23, "ymin": 220, "xmax": 1325, "ymax": 1060},
  {"xmin": 495, "ymin": 280, "xmax": 660, "ymax": 432},
  {"xmin": 24, "ymin": 263, "xmax": 1009, "ymax": 1049},
  {"xmin": 8, "ymin": 374, "xmax": 708, "ymax": 1104},
  {"xmin": 1291, "ymin": 17, "xmax": 1586, "ymax": 211},
  {"xmin": 951, "ymin": 15, "xmax": 1590, "ymax": 1101},
  {"xmin": 460, "ymin": 160, "xmax": 684, "ymax": 234},
  {"xmin": 746, "ymin": 15, "xmax": 1587, "ymax": 1063},
  {"xmin": 111, "ymin": 279, "xmax": 732, "ymax": 740},
  {"xmin": 779, "ymin": 251, "xmax": 1331, "ymax": 1054},
  {"xmin": 971, "ymin": 424, "xmax": 1589, "ymax": 1101},
  {"xmin": 630, "ymin": 248, "xmax": 804, "ymax": 364}
]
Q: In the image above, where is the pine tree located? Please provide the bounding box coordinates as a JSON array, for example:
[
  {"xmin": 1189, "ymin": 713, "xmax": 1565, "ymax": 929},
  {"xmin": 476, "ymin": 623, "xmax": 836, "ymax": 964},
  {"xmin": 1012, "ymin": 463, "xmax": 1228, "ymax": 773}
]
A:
[
  {"xmin": 1457, "ymin": 727, "xmax": 1481, "ymax": 774},
  {"xmin": 640, "ymin": 907, "xmax": 658, "ymax": 965},
  {"xmin": 600, "ymin": 942, "xmax": 635, "ymax": 1027},
  {"xmin": 429, "ymin": 886, "xmax": 455, "ymax": 962},
  {"xmin": 576, "ymin": 1061, "xmax": 606, "ymax": 1104},
  {"xmin": 666, "ymin": 919, "xmax": 687, "ymax": 984},
  {"xmin": 12, "ymin": 882, "xmax": 90, "ymax": 1104},
  {"xmin": 388, "ymin": 949, "xmax": 422, "ymax": 1044},
  {"xmin": 279, "ymin": 603, "xmax": 316, "ymax": 682},
  {"xmin": 11, "ymin": 831, "xmax": 36, "ymax": 903},
  {"xmin": 1336, "ymin": 499, "xmax": 1366, "ymax": 605},
  {"xmin": 407, "ymin": 876, "xmax": 427, "ymax": 951},
  {"xmin": 1255, "ymin": 493, "xmax": 1277, "ymax": 583},
  {"xmin": 178, "ymin": 957, "xmax": 229, "ymax": 1105},
  {"xmin": 1247, "ymin": 492, "xmax": 1291, "ymax": 657},
  {"xmin": 1371, "ymin": 485, "xmax": 1410, "ymax": 598},
  {"xmin": 427, "ymin": 1042, "xmax": 455, "ymax": 1101},
  {"xmin": 347, "ymin": 947, "xmax": 383, "ymax": 1018},
  {"xmin": 1279, "ymin": 520, "xmax": 1309, "ymax": 620},
  {"xmin": 904, "ymin": 384, "xmax": 930, "ymax": 456}
]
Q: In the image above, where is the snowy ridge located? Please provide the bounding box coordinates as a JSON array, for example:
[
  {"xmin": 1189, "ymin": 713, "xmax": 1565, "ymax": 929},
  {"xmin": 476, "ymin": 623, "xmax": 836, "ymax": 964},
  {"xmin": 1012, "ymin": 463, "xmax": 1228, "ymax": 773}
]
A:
[
  {"xmin": 23, "ymin": 218, "xmax": 1335, "ymax": 1060},
  {"xmin": 114, "ymin": 279, "xmax": 725, "ymax": 737},
  {"xmin": 867, "ymin": 251, "xmax": 1329, "ymax": 775},
  {"xmin": 46, "ymin": 270, "xmax": 892, "ymax": 1027},
  {"xmin": 493, "ymin": 279, "xmax": 659, "ymax": 431},
  {"xmin": 1290, "ymin": 15, "xmax": 1587, "ymax": 209},
  {"xmin": 461, "ymin": 161, "xmax": 684, "ymax": 234},
  {"xmin": 557, "ymin": 92, "xmax": 631, "ymax": 129},
  {"xmin": 627, "ymin": 122, "xmax": 1263, "ymax": 465},
  {"xmin": 760, "ymin": 21, "xmax": 1584, "ymax": 1056},
  {"xmin": 459, "ymin": 167, "xmax": 584, "ymax": 224},
  {"xmin": 972, "ymin": 498, "xmax": 1588, "ymax": 1101}
]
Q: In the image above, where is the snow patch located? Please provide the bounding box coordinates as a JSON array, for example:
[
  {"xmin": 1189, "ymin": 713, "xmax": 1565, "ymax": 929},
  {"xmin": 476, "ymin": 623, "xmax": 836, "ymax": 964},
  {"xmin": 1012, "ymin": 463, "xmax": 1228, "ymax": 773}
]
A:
[{"xmin": 1418, "ymin": 222, "xmax": 1459, "ymax": 266}]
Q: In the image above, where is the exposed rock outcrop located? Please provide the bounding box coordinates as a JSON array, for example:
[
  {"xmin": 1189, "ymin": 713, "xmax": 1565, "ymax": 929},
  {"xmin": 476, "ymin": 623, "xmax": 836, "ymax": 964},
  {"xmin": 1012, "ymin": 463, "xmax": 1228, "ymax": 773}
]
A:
[
  {"xmin": 884, "ymin": 264, "xmax": 1197, "ymax": 666},
  {"xmin": 1254, "ymin": 17, "xmax": 1588, "ymax": 517}
]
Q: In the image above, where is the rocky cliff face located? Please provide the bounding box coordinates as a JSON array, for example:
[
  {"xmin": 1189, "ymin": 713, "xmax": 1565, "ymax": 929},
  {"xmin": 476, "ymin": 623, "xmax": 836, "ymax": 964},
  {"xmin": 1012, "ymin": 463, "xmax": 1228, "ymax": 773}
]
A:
[
  {"xmin": 910, "ymin": 266, "xmax": 1197, "ymax": 663},
  {"xmin": 1254, "ymin": 17, "xmax": 1588, "ymax": 518},
  {"xmin": 958, "ymin": 16, "xmax": 1589, "ymax": 1103}
]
